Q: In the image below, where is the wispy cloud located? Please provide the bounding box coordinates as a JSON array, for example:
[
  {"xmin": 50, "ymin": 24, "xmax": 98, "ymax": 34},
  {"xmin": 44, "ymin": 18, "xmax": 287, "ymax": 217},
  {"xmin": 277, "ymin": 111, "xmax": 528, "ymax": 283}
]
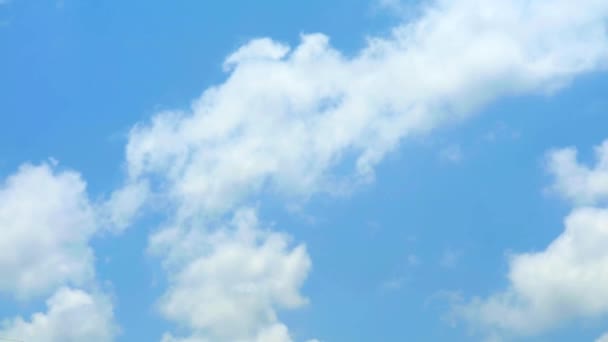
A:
[
  {"xmin": 440, "ymin": 249, "xmax": 462, "ymax": 269},
  {"xmin": 439, "ymin": 144, "xmax": 463, "ymax": 163}
]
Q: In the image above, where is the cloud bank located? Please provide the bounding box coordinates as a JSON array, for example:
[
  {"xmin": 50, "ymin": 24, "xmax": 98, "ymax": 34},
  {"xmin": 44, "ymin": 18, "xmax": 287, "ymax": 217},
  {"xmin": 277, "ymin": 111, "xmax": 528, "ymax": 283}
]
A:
[{"xmin": 114, "ymin": 0, "xmax": 608, "ymax": 340}]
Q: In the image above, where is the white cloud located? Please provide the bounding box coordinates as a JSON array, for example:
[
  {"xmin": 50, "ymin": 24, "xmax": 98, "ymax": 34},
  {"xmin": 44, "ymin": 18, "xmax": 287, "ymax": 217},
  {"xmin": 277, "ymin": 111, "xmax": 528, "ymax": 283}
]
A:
[
  {"xmin": 100, "ymin": 180, "xmax": 150, "ymax": 233},
  {"xmin": 125, "ymin": 0, "xmax": 608, "ymax": 220},
  {"xmin": 597, "ymin": 332, "xmax": 608, "ymax": 342},
  {"xmin": 0, "ymin": 163, "xmax": 97, "ymax": 299},
  {"xmin": 458, "ymin": 140, "xmax": 608, "ymax": 339},
  {"xmin": 151, "ymin": 209, "xmax": 311, "ymax": 342},
  {"xmin": 115, "ymin": 0, "xmax": 608, "ymax": 340},
  {"xmin": 0, "ymin": 287, "xmax": 116, "ymax": 342},
  {"xmin": 0, "ymin": 163, "xmax": 118, "ymax": 341},
  {"xmin": 547, "ymin": 140, "xmax": 608, "ymax": 205},
  {"xmin": 458, "ymin": 207, "xmax": 608, "ymax": 337}
]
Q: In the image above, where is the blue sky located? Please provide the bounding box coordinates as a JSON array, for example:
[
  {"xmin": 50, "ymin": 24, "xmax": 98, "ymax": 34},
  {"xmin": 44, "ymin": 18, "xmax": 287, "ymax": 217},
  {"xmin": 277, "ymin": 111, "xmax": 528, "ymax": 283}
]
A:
[{"xmin": 1, "ymin": 1, "xmax": 608, "ymax": 341}]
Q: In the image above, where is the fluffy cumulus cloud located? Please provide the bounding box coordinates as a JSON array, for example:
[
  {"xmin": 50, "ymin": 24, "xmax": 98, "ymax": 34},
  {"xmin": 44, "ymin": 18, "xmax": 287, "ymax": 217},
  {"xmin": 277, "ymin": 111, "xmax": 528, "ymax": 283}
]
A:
[
  {"xmin": 114, "ymin": 0, "xmax": 608, "ymax": 340},
  {"xmin": 459, "ymin": 140, "xmax": 608, "ymax": 339},
  {"xmin": 126, "ymin": 0, "xmax": 608, "ymax": 219},
  {"xmin": 547, "ymin": 139, "xmax": 608, "ymax": 205},
  {"xmin": 151, "ymin": 209, "xmax": 311, "ymax": 342},
  {"xmin": 458, "ymin": 207, "xmax": 608, "ymax": 336},
  {"xmin": 0, "ymin": 163, "xmax": 97, "ymax": 299},
  {"xmin": 0, "ymin": 287, "xmax": 116, "ymax": 342},
  {"xmin": 598, "ymin": 332, "xmax": 608, "ymax": 342},
  {"xmin": 0, "ymin": 163, "xmax": 116, "ymax": 341}
]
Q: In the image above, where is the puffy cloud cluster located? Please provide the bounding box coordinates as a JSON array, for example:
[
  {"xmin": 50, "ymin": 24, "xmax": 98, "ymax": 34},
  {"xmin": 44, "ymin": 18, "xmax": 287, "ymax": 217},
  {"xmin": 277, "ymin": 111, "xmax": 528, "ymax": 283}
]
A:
[
  {"xmin": 0, "ymin": 163, "xmax": 96, "ymax": 299},
  {"xmin": 151, "ymin": 209, "xmax": 311, "ymax": 342},
  {"xmin": 459, "ymin": 140, "xmax": 608, "ymax": 339},
  {"xmin": 116, "ymin": 0, "xmax": 608, "ymax": 340},
  {"xmin": 0, "ymin": 287, "xmax": 116, "ymax": 342},
  {"xmin": 459, "ymin": 207, "xmax": 608, "ymax": 336},
  {"xmin": 0, "ymin": 163, "xmax": 115, "ymax": 341}
]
